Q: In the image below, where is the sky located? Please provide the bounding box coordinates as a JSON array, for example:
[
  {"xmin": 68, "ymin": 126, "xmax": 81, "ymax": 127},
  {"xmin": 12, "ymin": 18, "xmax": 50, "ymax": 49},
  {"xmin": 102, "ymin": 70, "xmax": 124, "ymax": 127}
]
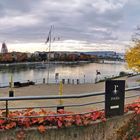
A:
[{"xmin": 0, "ymin": 0, "xmax": 140, "ymax": 53}]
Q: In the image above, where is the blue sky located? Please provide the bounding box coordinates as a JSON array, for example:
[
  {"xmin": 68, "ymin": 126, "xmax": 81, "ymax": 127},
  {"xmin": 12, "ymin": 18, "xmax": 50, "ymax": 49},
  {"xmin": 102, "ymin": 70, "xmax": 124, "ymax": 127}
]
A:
[{"xmin": 0, "ymin": 0, "xmax": 140, "ymax": 53}]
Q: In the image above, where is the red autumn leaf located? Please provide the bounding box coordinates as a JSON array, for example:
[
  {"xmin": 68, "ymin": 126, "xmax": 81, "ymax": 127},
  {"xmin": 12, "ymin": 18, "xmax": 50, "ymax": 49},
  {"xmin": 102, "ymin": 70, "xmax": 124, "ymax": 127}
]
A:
[
  {"xmin": 57, "ymin": 109, "xmax": 65, "ymax": 114},
  {"xmin": 0, "ymin": 125, "xmax": 5, "ymax": 129},
  {"xmin": 0, "ymin": 119, "xmax": 5, "ymax": 125},
  {"xmin": 39, "ymin": 109, "xmax": 47, "ymax": 114},
  {"xmin": 84, "ymin": 113, "xmax": 91, "ymax": 119},
  {"xmin": 136, "ymin": 109, "xmax": 140, "ymax": 114},
  {"xmin": 31, "ymin": 118, "xmax": 38, "ymax": 124},
  {"xmin": 45, "ymin": 116, "xmax": 55, "ymax": 122},
  {"xmin": 91, "ymin": 111, "xmax": 101, "ymax": 121},
  {"xmin": 57, "ymin": 116, "xmax": 64, "ymax": 121},
  {"xmin": 64, "ymin": 116, "xmax": 73, "ymax": 122},
  {"xmin": 75, "ymin": 115, "xmax": 82, "ymax": 125},
  {"xmin": 5, "ymin": 122, "xmax": 16, "ymax": 129},
  {"xmin": 57, "ymin": 120, "xmax": 63, "ymax": 128},
  {"xmin": 38, "ymin": 125, "xmax": 46, "ymax": 133},
  {"xmin": 22, "ymin": 118, "xmax": 30, "ymax": 128},
  {"xmin": 101, "ymin": 118, "xmax": 107, "ymax": 122},
  {"xmin": 83, "ymin": 119, "xmax": 89, "ymax": 126},
  {"xmin": 37, "ymin": 118, "xmax": 45, "ymax": 124}
]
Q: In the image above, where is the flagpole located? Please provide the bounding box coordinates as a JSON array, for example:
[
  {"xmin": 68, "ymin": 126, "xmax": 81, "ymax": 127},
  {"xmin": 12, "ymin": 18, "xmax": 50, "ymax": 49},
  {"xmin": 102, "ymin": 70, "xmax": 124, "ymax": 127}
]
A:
[{"xmin": 47, "ymin": 25, "xmax": 53, "ymax": 84}]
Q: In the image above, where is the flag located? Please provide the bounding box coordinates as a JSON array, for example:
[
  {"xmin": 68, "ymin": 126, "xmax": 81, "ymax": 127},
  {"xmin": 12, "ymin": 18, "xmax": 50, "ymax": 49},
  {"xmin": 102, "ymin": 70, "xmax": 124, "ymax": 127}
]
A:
[{"xmin": 45, "ymin": 36, "xmax": 49, "ymax": 44}]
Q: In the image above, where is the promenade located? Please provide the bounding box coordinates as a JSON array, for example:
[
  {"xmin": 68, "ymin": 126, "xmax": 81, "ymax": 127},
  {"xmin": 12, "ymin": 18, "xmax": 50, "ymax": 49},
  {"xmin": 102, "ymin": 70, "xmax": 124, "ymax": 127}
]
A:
[{"xmin": 0, "ymin": 75, "xmax": 139, "ymax": 112}]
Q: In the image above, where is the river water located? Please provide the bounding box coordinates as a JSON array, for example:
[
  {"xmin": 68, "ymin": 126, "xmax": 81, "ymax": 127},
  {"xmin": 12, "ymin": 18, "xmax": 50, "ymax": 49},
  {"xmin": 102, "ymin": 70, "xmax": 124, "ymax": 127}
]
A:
[{"xmin": 0, "ymin": 61, "xmax": 131, "ymax": 87}]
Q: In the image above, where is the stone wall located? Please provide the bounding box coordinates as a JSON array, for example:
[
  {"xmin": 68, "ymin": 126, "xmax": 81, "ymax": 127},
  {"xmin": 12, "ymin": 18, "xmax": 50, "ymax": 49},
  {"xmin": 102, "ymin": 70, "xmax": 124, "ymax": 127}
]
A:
[{"xmin": 0, "ymin": 112, "xmax": 135, "ymax": 140}]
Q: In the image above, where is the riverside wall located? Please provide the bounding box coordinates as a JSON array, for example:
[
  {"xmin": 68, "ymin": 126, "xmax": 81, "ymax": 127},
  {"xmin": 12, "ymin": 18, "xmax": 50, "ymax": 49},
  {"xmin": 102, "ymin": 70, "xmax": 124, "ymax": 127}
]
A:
[{"xmin": 0, "ymin": 112, "xmax": 135, "ymax": 140}]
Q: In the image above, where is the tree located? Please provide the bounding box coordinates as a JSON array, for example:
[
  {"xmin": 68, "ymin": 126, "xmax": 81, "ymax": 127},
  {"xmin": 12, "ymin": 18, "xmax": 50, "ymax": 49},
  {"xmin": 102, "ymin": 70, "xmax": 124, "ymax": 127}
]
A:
[{"xmin": 125, "ymin": 26, "xmax": 140, "ymax": 72}]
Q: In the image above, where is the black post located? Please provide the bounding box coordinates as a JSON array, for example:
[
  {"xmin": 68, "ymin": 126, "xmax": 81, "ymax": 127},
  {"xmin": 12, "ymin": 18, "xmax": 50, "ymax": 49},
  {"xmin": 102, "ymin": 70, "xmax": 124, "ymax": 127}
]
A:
[
  {"xmin": 57, "ymin": 105, "xmax": 64, "ymax": 112},
  {"xmin": 77, "ymin": 79, "xmax": 80, "ymax": 84},
  {"xmin": 9, "ymin": 90, "xmax": 14, "ymax": 97},
  {"xmin": 43, "ymin": 78, "xmax": 45, "ymax": 84},
  {"xmin": 6, "ymin": 100, "xmax": 8, "ymax": 118},
  {"xmin": 67, "ymin": 79, "xmax": 70, "ymax": 84},
  {"xmin": 62, "ymin": 79, "xmax": 65, "ymax": 84}
]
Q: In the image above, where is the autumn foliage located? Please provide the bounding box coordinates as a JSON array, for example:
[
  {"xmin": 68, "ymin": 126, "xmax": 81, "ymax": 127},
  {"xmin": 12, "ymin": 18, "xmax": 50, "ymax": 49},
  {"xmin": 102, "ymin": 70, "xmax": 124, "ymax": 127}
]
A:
[
  {"xmin": 0, "ymin": 109, "xmax": 105, "ymax": 133},
  {"xmin": 125, "ymin": 42, "xmax": 140, "ymax": 72},
  {"xmin": 124, "ymin": 98, "xmax": 140, "ymax": 139},
  {"xmin": 0, "ymin": 98, "xmax": 139, "ymax": 136}
]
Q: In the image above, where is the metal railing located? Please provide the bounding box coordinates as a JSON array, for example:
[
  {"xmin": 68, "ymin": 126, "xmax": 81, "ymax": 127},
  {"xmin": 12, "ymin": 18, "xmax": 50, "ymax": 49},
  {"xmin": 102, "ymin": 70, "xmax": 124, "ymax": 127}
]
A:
[
  {"xmin": 0, "ymin": 78, "xmax": 94, "ymax": 88},
  {"xmin": 0, "ymin": 86, "xmax": 139, "ymax": 119}
]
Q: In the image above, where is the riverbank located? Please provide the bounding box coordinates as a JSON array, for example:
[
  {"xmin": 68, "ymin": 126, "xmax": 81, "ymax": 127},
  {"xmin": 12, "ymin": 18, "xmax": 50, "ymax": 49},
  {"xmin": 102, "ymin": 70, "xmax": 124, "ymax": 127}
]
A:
[
  {"xmin": 0, "ymin": 61, "xmax": 91, "ymax": 68},
  {"xmin": 0, "ymin": 60, "xmax": 124, "ymax": 69}
]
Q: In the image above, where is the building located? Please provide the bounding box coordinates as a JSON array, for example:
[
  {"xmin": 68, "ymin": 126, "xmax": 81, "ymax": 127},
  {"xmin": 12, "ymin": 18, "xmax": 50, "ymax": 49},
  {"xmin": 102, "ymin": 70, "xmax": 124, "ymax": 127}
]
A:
[
  {"xmin": 1, "ymin": 42, "xmax": 8, "ymax": 53},
  {"xmin": 84, "ymin": 51, "xmax": 120, "ymax": 59}
]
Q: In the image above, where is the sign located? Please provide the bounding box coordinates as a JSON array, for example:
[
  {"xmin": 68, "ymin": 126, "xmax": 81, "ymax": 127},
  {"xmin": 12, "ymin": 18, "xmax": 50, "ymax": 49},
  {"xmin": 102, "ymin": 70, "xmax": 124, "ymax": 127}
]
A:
[{"xmin": 105, "ymin": 80, "xmax": 125, "ymax": 117}]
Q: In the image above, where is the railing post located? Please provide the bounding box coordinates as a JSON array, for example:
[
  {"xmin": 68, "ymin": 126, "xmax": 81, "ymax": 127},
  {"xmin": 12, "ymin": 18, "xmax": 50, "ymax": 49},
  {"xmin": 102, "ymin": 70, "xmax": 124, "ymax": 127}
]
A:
[
  {"xmin": 72, "ymin": 79, "xmax": 74, "ymax": 84},
  {"xmin": 6, "ymin": 100, "xmax": 8, "ymax": 118},
  {"xmin": 43, "ymin": 78, "xmax": 45, "ymax": 84},
  {"xmin": 62, "ymin": 79, "xmax": 65, "ymax": 84},
  {"xmin": 67, "ymin": 79, "xmax": 70, "ymax": 84},
  {"xmin": 77, "ymin": 79, "xmax": 80, "ymax": 84},
  {"xmin": 84, "ymin": 75, "xmax": 85, "ymax": 84}
]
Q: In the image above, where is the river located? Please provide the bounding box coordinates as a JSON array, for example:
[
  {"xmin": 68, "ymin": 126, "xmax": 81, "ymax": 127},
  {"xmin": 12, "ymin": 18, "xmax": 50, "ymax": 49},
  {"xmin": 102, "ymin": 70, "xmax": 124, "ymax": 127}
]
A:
[{"xmin": 0, "ymin": 61, "xmax": 132, "ymax": 87}]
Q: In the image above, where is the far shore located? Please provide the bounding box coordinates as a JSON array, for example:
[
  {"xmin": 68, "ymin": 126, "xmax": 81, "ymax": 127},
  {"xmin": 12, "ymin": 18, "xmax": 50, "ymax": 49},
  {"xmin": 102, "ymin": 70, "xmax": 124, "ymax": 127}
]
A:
[{"xmin": 0, "ymin": 60, "xmax": 124, "ymax": 68}]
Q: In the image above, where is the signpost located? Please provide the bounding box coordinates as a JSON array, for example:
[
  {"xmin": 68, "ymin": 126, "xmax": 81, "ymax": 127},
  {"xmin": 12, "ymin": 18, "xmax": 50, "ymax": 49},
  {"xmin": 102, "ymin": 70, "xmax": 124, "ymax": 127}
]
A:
[{"xmin": 105, "ymin": 80, "xmax": 125, "ymax": 117}]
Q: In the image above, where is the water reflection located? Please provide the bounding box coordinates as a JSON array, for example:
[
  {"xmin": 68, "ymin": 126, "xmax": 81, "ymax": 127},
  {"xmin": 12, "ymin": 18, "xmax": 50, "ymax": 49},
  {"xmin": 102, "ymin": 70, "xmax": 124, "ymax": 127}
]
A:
[{"xmin": 0, "ymin": 62, "xmax": 129, "ymax": 86}]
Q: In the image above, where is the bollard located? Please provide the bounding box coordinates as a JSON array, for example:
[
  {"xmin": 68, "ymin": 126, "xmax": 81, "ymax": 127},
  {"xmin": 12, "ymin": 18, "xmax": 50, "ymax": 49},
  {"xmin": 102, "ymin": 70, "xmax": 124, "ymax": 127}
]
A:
[
  {"xmin": 59, "ymin": 81, "xmax": 63, "ymax": 105},
  {"xmin": 43, "ymin": 78, "xmax": 45, "ymax": 84},
  {"xmin": 62, "ymin": 79, "xmax": 65, "ymax": 84},
  {"xmin": 57, "ymin": 81, "xmax": 64, "ymax": 112},
  {"xmin": 72, "ymin": 79, "xmax": 74, "ymax": 84},
  {"xmin": 9, "ymin": 75, "xmax": 14, "ymax": 97},
  {"xmin": 67, "ymin": 79, "xmax": 70, "ymax": 84},
  {"xmin": 9, "ymin": 90, "xmax": 14, "ymax": 97},
  {"xmin": 77, "ymin": 79, "xmax": 80, "ymax": 84}
]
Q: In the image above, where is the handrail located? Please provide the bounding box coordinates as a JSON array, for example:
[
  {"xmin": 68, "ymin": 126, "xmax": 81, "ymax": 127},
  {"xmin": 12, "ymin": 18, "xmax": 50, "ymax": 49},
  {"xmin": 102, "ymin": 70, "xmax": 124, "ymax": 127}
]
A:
[
  {"xmin": 0, "ymin": 86, "xmax": 139, "ymax": 101},
  {"xmin": 0, "ymin": 86, "xmax": 139, "ymax": 119},
  {"xmin": 125, "ymin": 86, "xmax": 140, "ymax": 91},
  {"xmin": 0, "ymin": 100, "xmax": 105, "ymax": 110},
  {"xmin": 0, "ymin": 91, "xmax": 105, "ymax": 101}
]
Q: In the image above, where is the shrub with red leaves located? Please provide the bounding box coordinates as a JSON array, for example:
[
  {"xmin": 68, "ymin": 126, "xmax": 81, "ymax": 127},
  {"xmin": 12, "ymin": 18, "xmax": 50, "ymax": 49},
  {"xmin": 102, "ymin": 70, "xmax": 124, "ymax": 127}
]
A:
[
  {"xmin": 0, "ymin": 98, "xmax": 139, "ymax": 135},
  {"xmin": 125, "ymin": 98, "xmax": 140, "ymax": 139}
]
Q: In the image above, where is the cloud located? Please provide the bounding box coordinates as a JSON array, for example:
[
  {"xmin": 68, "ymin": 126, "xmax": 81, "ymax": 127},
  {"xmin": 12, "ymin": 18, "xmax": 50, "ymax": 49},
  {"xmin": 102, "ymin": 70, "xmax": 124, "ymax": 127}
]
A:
[
  {"xmin": 0, "ymin": 15, "xmax": 41, "ymax": 29},
  {"xmin": 0, "ymin": 0, "xmax": 139, "ymax": 52}
]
